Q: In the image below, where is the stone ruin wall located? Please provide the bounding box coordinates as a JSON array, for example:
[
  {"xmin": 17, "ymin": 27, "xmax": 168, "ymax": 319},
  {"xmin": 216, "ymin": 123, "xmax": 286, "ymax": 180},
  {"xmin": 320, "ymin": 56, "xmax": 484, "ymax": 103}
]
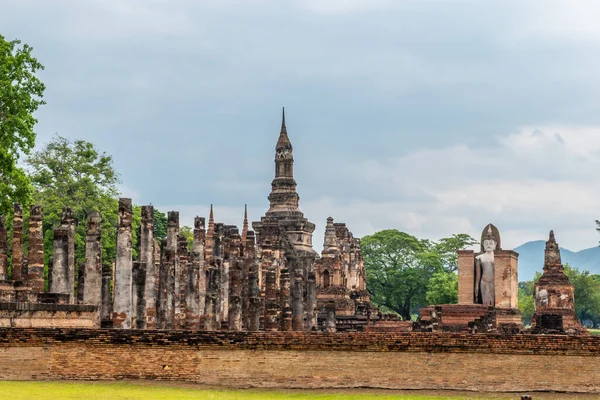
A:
[
  {"xmin": 0, "ymin": 200, "xmax": 371, "ymax": 332},
  {"xmin": 1, "ymin": 328, "xmax": 600, "ymax": 393}
]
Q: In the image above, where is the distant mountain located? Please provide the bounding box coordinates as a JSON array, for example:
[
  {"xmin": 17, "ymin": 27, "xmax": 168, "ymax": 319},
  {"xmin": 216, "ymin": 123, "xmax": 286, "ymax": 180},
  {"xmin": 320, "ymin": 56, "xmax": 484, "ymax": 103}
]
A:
[{"xmin": 514, "ymin": 241, "xmax": 600, "ymax": 281}]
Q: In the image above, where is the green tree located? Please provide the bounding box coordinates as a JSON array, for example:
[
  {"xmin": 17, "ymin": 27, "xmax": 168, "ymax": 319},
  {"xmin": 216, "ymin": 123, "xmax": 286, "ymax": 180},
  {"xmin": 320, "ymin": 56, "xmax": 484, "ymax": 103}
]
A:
[
  {"xmin": 153, "ymin": 208, "xmax": 168, "ymax": 242},
  {"xmin": 425, "ymin": 271, "xmax": 458, "ymax": 305},
  {"xmin": 26, "ymin": 135, "xmax": 120, "ymax": 269},
  {"xmin": 362, "ymin": 229, "xmax": 476, "ymax": 320},
  {"xmin": 0, "ymin": 35, "xmax": 46, "ymax": 214},
  {"xmin": 518, "ymin": 280, "xmax": 536, "ymax": 325},
  {"xmin": 564, "ymin": 264, "xmax": 600, "ymax": 327},
  {"xmin": 433, "ymin": 234, "xmax": 479, "ymax": 272}
]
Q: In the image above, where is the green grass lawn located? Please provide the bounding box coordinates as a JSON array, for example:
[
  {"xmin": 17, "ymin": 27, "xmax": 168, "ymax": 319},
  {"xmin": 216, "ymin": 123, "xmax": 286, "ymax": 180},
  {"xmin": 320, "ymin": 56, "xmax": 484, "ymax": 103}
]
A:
[
  {"xmin": 0, "ymin": 381, "xmax": 508, "ymax": 400},
  {"xmin": 589, "ymin": 329, "xmax": 600, "ymax": 336}
]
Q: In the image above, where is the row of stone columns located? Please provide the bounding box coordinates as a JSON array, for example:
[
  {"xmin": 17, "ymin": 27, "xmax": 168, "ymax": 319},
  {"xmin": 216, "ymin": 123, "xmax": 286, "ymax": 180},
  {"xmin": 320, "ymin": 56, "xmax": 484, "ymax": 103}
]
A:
[{"xmin": 0, "ymin": 200, "xmax": 316, "ymax": 332}]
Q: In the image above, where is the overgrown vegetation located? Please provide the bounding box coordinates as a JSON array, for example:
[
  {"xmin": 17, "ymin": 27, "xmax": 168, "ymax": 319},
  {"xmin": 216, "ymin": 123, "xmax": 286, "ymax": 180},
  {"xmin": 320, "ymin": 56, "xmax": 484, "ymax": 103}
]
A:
[{"xmin": 362, "ymin": 230, "xmax": 476, "ymax": 320}]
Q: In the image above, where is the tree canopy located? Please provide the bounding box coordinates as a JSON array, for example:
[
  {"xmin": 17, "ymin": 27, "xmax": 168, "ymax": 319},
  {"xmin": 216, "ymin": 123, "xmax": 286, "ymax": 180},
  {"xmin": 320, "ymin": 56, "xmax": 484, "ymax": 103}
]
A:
[
  {"xmin": 26, "ymin": 135, "xmax": 120, "ymax": 267},
  {"xmin": 0, "ymin": 35, "xmax": 46, "ymax": 214},
  {"xmin": 362, "ymin": 229, "xmax": 476, "ymax": 320}
]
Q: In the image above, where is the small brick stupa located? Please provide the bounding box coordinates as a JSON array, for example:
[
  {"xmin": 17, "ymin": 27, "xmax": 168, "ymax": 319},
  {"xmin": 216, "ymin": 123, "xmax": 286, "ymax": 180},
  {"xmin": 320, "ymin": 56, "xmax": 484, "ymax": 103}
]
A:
[{"xmin": 531, "ymin": 230, "xmax": 587, "ymax": 335}]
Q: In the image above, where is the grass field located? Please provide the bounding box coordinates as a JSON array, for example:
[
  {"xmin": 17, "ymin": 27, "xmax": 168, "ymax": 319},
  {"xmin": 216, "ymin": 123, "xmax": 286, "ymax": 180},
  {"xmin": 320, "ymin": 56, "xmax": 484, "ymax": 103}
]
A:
[
  {"xmin": 4, "ymin": 381, "xmax": 600, "ymax": 399},
  {"xmin": 589, "ymin": 329, "xmax": 600, "ymax": 336},
  {"xmin": 0, "ymin": 381, "xmax": 511, "ymax": 400}
]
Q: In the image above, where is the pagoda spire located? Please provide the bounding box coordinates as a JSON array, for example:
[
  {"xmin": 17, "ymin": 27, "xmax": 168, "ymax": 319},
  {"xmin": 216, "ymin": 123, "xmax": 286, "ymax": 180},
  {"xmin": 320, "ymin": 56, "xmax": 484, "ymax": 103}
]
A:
[
  {"xmin": 207, "ymin": 204, "xmax": 214, "ymax": 237},
  {"xmin": 276, "ymin": 107, "xmax": 292, "ymax": 151},
  {"xmin": 268, "ymin": 108, "xmax": 300, "ymax": 215},
  {"xmin": 242, "ymin": 204, "xmax": 249, "ymax": 243}
]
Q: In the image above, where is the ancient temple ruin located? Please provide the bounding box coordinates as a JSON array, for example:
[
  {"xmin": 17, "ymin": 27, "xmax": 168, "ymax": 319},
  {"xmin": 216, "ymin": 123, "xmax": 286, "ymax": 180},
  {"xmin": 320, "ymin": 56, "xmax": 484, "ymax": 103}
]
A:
[
  {"xmin": 417, "ymin": 223, "xmax": 522, "ymax": 333},
  {"xmin": 531, "ymin": 230, "xmax": 587, "ymax": 335},
  {"xmin": 0, "ymin": 110, "xmax": 374, "ymax": 332},
  {"xmin": 0, "ymin": 112, "xmax": 589, "ymax": 336}
]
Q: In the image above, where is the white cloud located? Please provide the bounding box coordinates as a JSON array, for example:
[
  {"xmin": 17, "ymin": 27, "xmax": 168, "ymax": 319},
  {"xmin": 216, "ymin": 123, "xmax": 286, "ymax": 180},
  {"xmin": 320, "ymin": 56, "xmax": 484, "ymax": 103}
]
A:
[
  {"xmin": 309, "ymin": 126, "xmax": 600, "ymax": 251},
  {"xmin": 152, "ymin": 126, "xmax": 600, "ymax": 253}
]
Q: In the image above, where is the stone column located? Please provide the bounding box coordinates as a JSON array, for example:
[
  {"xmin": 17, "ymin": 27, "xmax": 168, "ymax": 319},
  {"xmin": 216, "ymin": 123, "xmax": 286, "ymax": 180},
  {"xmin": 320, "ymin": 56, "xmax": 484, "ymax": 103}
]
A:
[
  {"xmin": 62, "ymin": 207, "xmax": 76, "ymax": 302},
  {"xmin": 101, "ymin": 263, "xmax": 113, "ymax": 326},
  {"xmin": 153, "ymin": 238, "xmax": 161, "ymax": 325},
  {"xmin": 0, "ymin": 216, "xmax": 7, "ymax": 280},
  {"xmin": 132, "ymin": 261, "xmax": 146, "ymax": 329},
  {"xmin": 186, "ymin": 217, "xmax": 205, "ymax": 330},
  {"xmin": 50, "ymin": 223, "xmax": 70, "ymax": 296},
  {"xmin": 279, "ymin": 266, "xmax": 292, "ymax": 331},
  {"xmin": 26, "ymin": 205, "xmax": 44, "ymax": 292},
  {"xmin": 213, "ymin": 223, "xmax": 224, "ymax": 326},
  {"xmin": 83, "ymin": 212, "xmax": 102, "ymax": 305},
  {"xmin": 292, "ymin": 267, "xmax": 304, "ymax": 331},
  {"xmin": 156, "ymin": 239, "xmax": 169, "ymax": 329},
  {"xmin": 140, "ymin": 205, "xmax": 155, "ymax": 329},
  {"xmin": 245, "ymin": 232, "xmax": 260, "ymax": 331},
  {"xmin": 163, "ymin": 212, "xmax": 179, "ymax": 329},
  {"xmin": 204, "ymin": 261, "xmax": 219, "ymax": 331},
  {"xmin": 228, "ymin": 231, "xmax": 243, "ymax": 331},
  {"xmin": 112, "ymin": 198, "xmax": 133, "ymax": 329},
  {"xmin": 10, "ymin": 204, "xmax": 23, "ymax": 281},
  {"xmin": 193, "ymin": 217, "xmax": 206, "ymax": 326},
  {"xmin": 305, "ymin": 268, "xmax": 317, "ymax": 330},
  {"xmin": 77, "ymin": 261, "xmax": 85, "ymax": 303},
  {"xmin": 176, "ymin": 234, "xmax": 188, "ymax": 329},
  {"xmin": 264, "ymin": 265, "xmax": 279, "ymax": 331},
  {"xmin": 219, "ymin": 225, "xmax": 230, "ymax": 328}
]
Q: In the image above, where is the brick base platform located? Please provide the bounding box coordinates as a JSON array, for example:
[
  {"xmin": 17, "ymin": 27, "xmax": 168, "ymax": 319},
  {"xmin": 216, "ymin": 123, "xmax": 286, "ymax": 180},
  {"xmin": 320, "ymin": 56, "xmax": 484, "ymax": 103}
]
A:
[{"xmin": 0, "ymin": 328, "xmax": 599, "ymax": 392}]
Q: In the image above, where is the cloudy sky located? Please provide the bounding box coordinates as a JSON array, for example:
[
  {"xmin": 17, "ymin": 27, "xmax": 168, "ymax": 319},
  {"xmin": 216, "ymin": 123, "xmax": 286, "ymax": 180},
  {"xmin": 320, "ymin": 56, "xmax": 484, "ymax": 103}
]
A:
[{"xmin": 3, "ymin": 0, "xmax": 600, "ymax": 251}]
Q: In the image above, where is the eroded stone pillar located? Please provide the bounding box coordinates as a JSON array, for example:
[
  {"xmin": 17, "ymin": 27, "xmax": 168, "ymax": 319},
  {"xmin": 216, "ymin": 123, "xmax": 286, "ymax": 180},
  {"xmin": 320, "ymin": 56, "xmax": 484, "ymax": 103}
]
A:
[
  {"xmin": 0, "ymin": 216, "xmax": 7, "ymax": 280},
  {"xmin": 27, "ymin": 205, "xmax": 44, "ymax": 292},
  {"xmin": 140, "ymin": 205, "xmax": 155, "ymax": 329},
  {"xmin": 83, "ymin": 212, "xmax": 102, "ymax": 305},
  {"xmin": 161, "ymin": 212, "xmax": 179, "ymax": 329},
  {"xmin": 292, "ymin": 268, "xmax": 305, "ymax": 331},
  {"xmin": 204, "ymin": 261, "xmax": 219, "ymax": 331},
  {"xmin": 11, "ymin": 204, "xmax": 23, "ymax": 281},
  {"xmin": 176, "ymin": 234, "xmax": 188, "ymax": 329},
  {"xmin": 194, "ymin": 217, "xmax": 206, "ymax": 324},
  {"xmin": 112, "ymin": 198, "xmax": 133, "ymax": 329},
  {"xmin": 245, "ymin": 232, "xmax": 260, "ymax": 331},
  {"xmin": 228, "ymin": 230, "xmax": 243, "ymax": 331},
  {"xmin": 219, "ymin": 225, "xmax": 230, "ymax": 328},
  {"xmin": 305, "ymin": 268, "xmax": 317, "ymax": 330},
  {"xmin": 62, "ymin": 208, "xmax": 76, "ymax": 301},
  {"xmin": 280, "ymin": 266, "xmax": 292, "ymax": 331},
  {"xmin": 186, "ymin": 216, "xmax": 205, "ymax": 330},
  {"xmin": 264, "ymin": 265, "xmax": 279, "ymax": 331},
  {"xmin": 101, "ymin": 263, "xmax": 113, "ymax": 326},
  {"xmin": 50, "ymin": 222, "xmax": 70, "ymax": 296}
]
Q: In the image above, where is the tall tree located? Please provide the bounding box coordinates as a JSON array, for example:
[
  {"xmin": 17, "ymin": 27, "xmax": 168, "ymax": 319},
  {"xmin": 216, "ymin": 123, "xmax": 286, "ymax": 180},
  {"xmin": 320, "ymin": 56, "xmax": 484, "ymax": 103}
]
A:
[
  {"xmin": 0, "ymin": 35, "xmax": 46, "ymax": 214},
  {"xmin": 564, "ymin": 264, "xmax": 600, "ymax": 328},
  {"xmin": 362, "ymin": 229, "xmax": 476, "ymax": 320},
  {"xmin": 425, "ymin": 271, "xmax": 458, "ymax": 305},
  {"xmin": 26, "ymin": 135, "xmax": 120, "ymax": 268},
  {"xmin": 518, "ymin": 279, "xmax": 537, "ymax": 325}
]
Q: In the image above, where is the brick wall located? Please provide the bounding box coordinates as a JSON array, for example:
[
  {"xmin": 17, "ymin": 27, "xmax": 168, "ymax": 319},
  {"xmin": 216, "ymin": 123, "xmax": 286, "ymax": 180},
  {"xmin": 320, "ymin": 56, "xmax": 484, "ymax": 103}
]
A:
[{"xmin": 0, "ymin": 328, "xmax": 599, "ymax": 392}]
